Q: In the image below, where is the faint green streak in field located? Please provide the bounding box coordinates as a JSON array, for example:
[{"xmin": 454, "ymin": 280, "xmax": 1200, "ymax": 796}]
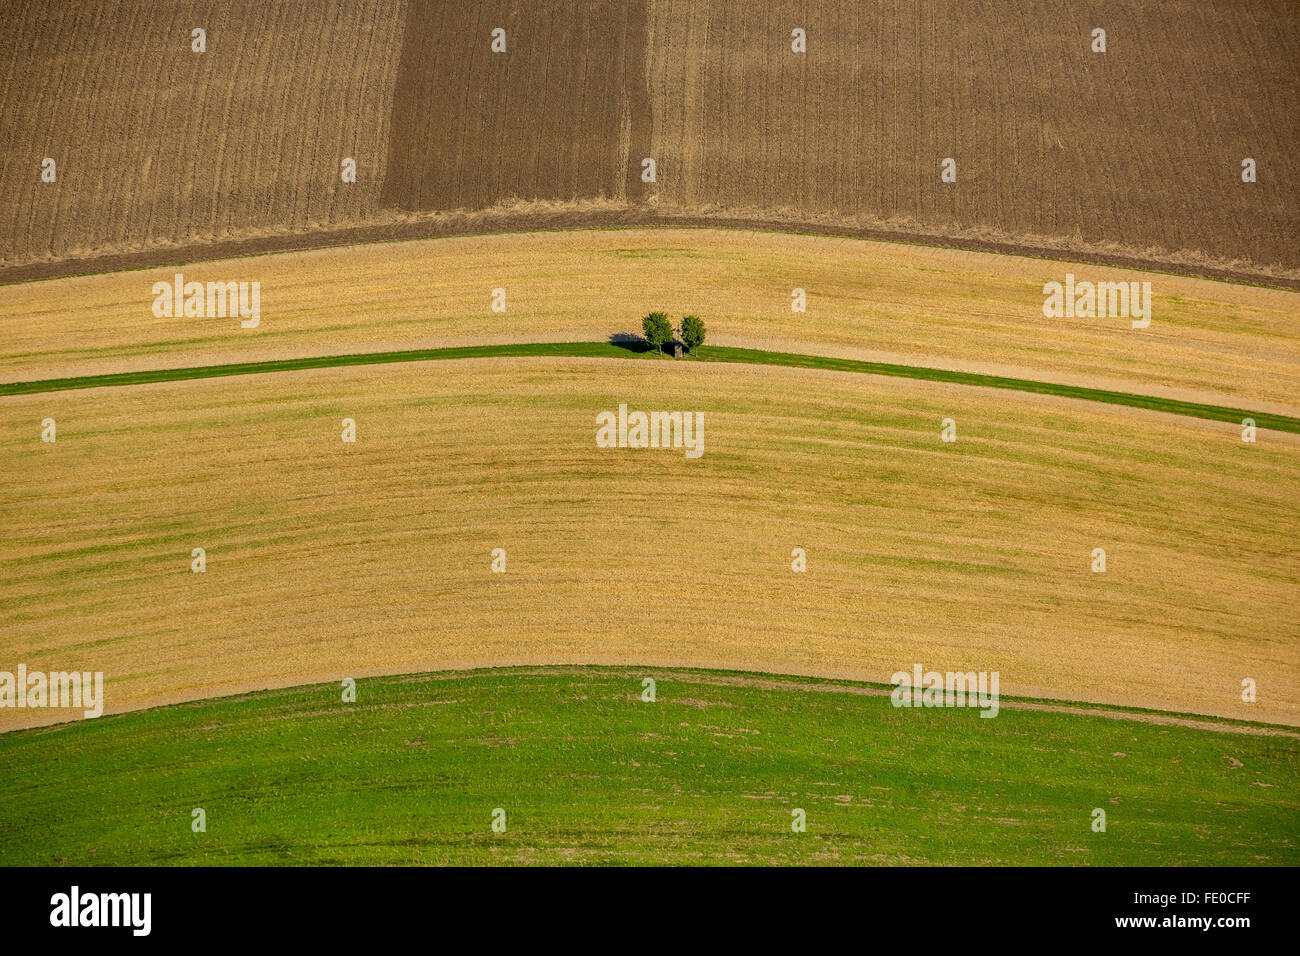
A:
[
  {"xmin": 2, "ymin": 343, "xmax": 1295, "ymax": 433},
  {"xmin": 0, "ymin": 667, "xmax": 1295, "ymax": 866}
]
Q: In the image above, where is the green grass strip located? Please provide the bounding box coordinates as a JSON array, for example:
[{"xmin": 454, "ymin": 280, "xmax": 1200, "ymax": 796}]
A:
[
  {"xmin": 3, "ymin": 341, "xmax": 1294, "ymax": 433},
  {"xmin": 1, "ymin": 666, "xmax": 1295, "ymax": 865}
]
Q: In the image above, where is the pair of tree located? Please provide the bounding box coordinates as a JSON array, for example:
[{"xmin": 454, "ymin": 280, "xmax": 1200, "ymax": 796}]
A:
[{"xmin": 642, "ymin": 312, "xmax": 706, "ymax": 354}]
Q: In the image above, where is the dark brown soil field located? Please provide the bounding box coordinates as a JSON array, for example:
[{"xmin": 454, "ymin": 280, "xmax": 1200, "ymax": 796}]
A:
[
  {"xmin": 2, "ymin": 0, "xmax": 1296, "ymax": 283},
  {"xmin": 382, "ymin": 0, "xmax": 650, "ymax": 211}
]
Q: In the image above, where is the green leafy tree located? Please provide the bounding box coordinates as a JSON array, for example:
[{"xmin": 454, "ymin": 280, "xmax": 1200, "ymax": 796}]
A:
[
  {"xmin": 680, "ymin": 314, "xmax": 706, "ymax": 352},
  {"xmin": 642, "ymin": 311, "xmax": 673, "ymax": 355}
]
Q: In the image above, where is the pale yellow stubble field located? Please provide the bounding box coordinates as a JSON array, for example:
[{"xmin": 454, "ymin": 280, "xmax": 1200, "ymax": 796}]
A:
[
  {"xmin": 3, "ymin": 230, "xmax": 1297, "ymax": 413},
  {"xmin": 1, "ymin": 358, "xmax": 1295, "ymax": 729}
]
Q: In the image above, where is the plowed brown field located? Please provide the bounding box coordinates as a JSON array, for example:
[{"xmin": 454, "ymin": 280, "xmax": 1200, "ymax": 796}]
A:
[
  {"xmin": 641, "ymin": 0, "xmax": 1300, "ymax": 276},
  {"xmin": 2, "ymin": 0, "xmax": 1296, "ymax": 283},
  {"xmin": 0, "ymin": 0, "xmax": 406, "ymax": 267}
]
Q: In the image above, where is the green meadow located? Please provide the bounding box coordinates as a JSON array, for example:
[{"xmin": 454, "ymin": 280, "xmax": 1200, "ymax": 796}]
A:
[{"xmin": 1, "ymin": 668, "xmax": 1295, "ymax": 866}]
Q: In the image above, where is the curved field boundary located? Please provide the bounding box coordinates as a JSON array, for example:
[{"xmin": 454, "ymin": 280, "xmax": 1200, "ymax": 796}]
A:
[
  {"xmin": 5, "ymin": 212, "xmax": 1300, "ymax": 292},
  {"xmin": 13, "ymin": 665, "xmax": 1296, "ymax": 740},
  {"xmin": 4, "ymin": 341, "xmax": 1296, "ymax": 434}
]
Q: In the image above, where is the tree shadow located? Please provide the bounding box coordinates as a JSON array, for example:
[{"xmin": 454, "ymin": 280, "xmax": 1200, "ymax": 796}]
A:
[{"xmin": 609, "ymin": 332, "xmax": 657, "ymax": 354}]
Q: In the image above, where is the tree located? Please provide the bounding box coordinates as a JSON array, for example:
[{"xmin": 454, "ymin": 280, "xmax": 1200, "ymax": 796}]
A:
[
  {"xmin": 642, "ymin": 311, "xmax": 673, "ymax": 355},
  {"xmin": 680, "ymin": 314, "xmax": 706, "ymax": 352}
]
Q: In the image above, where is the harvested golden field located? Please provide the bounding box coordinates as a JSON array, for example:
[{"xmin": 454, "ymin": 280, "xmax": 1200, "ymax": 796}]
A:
[
  {"xmin": 2, "ymin": 0, "xmax": 1296, "ymax": 282},
  {"xmin": 4, "ymin": 230, "xmax": 1298, "ymax": 413},
  {"xmin": 2, "ymin": 358, "xmax": 1296, "ymax": 730}
]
